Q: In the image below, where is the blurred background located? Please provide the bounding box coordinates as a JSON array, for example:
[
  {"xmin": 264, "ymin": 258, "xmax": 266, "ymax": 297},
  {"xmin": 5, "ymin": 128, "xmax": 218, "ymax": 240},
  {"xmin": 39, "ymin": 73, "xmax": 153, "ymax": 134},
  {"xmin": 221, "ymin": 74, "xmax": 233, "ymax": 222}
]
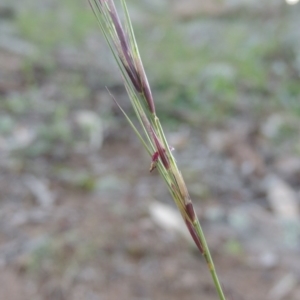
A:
[{"xmin": 0, "ymin": 0, "xmax": 300, "ymax": 299}]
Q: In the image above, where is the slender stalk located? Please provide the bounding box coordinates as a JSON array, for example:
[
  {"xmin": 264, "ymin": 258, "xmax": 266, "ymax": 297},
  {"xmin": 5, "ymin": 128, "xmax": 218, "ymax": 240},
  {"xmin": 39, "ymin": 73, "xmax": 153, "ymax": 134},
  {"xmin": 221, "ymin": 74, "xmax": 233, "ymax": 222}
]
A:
[
  {"xmin": 194, "ymin": 219, "xmax": 226, "ymax": 300},
  {"xmin": 88, "ymin": 1, "xmax": 227, "ymax": 299}
]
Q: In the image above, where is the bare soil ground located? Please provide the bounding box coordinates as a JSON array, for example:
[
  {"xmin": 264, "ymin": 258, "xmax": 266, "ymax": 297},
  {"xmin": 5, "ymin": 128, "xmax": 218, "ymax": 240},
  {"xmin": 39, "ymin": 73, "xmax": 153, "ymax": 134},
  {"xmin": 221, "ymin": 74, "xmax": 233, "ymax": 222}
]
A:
[{"xmin": 1, "ymin": 1, "xmax": 300, "ymax": 299}]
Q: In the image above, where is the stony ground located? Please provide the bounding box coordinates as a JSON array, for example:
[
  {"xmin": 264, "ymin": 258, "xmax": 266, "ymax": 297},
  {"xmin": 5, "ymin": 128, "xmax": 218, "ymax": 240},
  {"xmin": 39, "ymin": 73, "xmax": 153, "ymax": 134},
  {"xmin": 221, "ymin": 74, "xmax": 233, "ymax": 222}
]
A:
[{"xmin": 0, "ymin": 0, "xmax": 300, "ymax": 299}]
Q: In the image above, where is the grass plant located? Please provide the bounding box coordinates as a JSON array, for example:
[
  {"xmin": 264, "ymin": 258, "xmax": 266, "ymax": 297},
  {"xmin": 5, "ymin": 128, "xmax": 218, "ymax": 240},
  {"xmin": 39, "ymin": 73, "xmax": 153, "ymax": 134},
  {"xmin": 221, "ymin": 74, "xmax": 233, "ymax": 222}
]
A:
[{"xmin": 89, "ymin": 1, "xmax": 226, "ymax": 299}]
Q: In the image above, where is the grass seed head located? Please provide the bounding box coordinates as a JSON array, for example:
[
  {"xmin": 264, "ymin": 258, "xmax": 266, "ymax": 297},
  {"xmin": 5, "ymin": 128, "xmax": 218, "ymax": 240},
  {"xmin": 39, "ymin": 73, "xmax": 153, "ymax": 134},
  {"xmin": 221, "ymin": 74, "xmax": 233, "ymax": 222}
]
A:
[
  {"xmin": 185, "ymin": 220, "xmax": 204, "ymax": 254},
  {"xmin": 150, "ymin": 128, "xmax": 170, "ymax": 170}
]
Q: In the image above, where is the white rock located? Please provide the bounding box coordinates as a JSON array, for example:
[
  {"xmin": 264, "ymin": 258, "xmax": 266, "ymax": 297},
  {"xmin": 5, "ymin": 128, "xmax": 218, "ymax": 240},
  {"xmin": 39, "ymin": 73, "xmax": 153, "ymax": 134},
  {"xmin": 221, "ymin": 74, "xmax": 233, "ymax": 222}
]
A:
[
  {"xmin": 23, "ymin": 175, "xmax": 56, "ymax": 208},
  {"xmin": 148, "ymin": 201, "xmax": 194, "ymax": 246},
  {"xmin": 261, "ymin": 114, "xmax": 284, "ymax": 139},
  {"xmin": 74, "ymin": 110, "xmax": 103, "ymax": 151},
  {"xmin": 268, "ymin": 273, "xmax": 298, "ymax": 300},
  {"xmin": 265, "ymin": 175, "xmax": 299, "ymax": 220}
]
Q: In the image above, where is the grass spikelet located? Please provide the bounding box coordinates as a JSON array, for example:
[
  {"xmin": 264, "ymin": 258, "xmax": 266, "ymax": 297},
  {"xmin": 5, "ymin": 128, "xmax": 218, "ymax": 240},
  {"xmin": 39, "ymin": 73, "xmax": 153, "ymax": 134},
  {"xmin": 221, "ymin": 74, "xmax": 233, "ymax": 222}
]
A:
[{"xmin": 89, "ymin": 1, "xmax": 227, "ymax": 299}]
